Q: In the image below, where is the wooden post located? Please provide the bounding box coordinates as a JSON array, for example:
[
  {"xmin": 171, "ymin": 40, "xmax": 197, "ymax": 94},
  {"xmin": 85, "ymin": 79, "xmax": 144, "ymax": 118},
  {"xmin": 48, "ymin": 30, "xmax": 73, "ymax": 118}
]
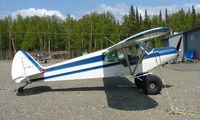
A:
[
  {"xmin": 40, "ymin": 38, "xmax": 43, "ymax": 51},
  {"xmin": 81, "ymin": 32, "xmax": 83, "ymax": 49},
  {"xmin": 9, "ymin": 31, "xmax": 12, "ymax": 60},
  {"xmin": 48, "ymin": 33, "xmax": 50, "ymax": 52},
  {"xmin": 89, "ymin": 21, "xmax": 93, "ymax": 53},
  {"xmin": 0, "ymin": 34, "xmax": 2, "ymax": 59},
  {"xmin": 118, "ymin": 34, "xmax": 121, "ymax": 42},
  {"xmin": 47, "ymin": 19, "xmax": 51, "ymax": 52}
]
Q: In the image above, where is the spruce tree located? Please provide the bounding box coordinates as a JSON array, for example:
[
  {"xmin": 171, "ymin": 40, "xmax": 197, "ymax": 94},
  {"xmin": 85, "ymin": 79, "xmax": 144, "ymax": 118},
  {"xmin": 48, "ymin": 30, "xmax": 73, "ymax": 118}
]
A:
[
  {"xmin": 159, "ymin": 10, "xmax": 162, "ymax": 26},
  {"xmin": 192, "ymin": 5, "xmax": 196, "ymax": 27},
  {"xmin": 165, "ymin": 8, "xmax": 168, "ymax": 26},
  {"xmin": 129, "ymin": 5, "xmax": 135, "ymax": 21},
  {"xmin": 136, "ymin": 7, "xmax": 139, "ymax": 32},
  {"xmin": 144, "ymin": 9, "xmax": 151, "ymax": 29}
]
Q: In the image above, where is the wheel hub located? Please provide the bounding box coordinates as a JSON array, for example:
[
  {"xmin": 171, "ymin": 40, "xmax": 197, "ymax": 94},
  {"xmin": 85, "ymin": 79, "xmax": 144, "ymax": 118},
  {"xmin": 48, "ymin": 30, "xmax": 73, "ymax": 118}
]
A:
[{"xmin": 149, "ymin": 83, "xmax": 156, "ymax": 89}]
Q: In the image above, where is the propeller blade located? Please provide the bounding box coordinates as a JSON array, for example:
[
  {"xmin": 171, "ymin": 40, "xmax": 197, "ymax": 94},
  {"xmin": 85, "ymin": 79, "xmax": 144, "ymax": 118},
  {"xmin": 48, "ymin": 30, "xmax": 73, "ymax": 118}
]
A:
[{"xmin": 176, "ymin": 36, "xmax": 182, "ymax": 51}]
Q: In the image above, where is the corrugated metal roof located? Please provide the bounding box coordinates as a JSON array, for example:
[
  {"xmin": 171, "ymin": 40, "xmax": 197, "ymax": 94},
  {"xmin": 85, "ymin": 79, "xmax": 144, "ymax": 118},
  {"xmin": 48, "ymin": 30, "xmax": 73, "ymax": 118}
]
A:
[{"xmin": 163, "ymin": 26, "xmax": 200, "ymax": 40}]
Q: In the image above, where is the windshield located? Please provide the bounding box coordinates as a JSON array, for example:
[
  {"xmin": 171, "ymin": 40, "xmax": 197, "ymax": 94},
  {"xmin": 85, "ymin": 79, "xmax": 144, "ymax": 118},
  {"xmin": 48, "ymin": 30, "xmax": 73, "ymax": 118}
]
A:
[{"xmin": 139, "ymin": 42, "xmax": 153, "ymax": 53}]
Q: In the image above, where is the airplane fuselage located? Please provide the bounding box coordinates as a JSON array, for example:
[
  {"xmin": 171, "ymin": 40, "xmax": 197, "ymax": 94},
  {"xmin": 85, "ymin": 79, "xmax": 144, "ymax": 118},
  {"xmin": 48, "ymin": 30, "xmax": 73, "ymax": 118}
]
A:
[{"xmin": 26, "ymin": 47, "xmax": 177, "ymax": 83}]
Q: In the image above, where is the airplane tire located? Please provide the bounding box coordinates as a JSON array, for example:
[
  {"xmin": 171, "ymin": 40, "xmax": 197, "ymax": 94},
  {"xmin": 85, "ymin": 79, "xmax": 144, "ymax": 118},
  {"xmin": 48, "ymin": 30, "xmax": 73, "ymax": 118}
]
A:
[
  {"xmin": 44, "ymin": 59, "xmax": 47, "ymax": 64},
  {"xmin": 143, "ymin": 75, "xmax": 162, "ymax": 95}
]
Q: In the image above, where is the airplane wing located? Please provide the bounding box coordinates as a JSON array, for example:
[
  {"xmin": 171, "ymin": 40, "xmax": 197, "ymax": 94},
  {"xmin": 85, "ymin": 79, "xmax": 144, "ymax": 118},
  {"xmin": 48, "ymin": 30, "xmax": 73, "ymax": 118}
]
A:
[{"xmin": 105, "ymin": 27, "xmax": 172, "ymax": 54}]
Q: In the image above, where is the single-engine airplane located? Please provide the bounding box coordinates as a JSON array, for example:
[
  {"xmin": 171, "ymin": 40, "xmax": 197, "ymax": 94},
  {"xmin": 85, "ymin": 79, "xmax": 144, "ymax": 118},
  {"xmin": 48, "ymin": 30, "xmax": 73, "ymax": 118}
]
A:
[{"xmin": 11, "ymin": 27, "xmax": 181, "ymax": 95}]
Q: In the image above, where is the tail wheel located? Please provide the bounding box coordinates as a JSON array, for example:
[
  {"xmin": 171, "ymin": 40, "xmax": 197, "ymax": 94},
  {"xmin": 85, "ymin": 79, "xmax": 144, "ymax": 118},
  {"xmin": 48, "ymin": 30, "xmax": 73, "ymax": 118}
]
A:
[
  {"xmin": 143, "ymin": 75, "xmax": 162, "ymax": 95},
  {"xmin": 18, "ymin": 87, "xmax": 24, "ymax": 93}
]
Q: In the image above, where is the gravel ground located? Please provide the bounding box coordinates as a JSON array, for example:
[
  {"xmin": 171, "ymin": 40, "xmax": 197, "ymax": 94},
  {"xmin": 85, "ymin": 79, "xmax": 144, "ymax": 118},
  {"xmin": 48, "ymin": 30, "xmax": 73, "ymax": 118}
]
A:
[
  {"xmin": 166, "ymin": 63, "xmax": 200, "ymax": 71},
  {"xmin": 0, "ymin": 62, "xmax": 200, "ymax": 120}
]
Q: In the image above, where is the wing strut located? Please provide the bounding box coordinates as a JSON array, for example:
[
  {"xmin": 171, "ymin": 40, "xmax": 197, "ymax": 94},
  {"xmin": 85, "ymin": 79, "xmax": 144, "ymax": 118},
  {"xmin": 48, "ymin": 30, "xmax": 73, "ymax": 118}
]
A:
[
  {"xmin": 122, "ymin": 47, "xmax": 133, "ymax": 75},
  {"xmin": 132, "ymin": 41, "xmax": 150, "ymax": 76}
]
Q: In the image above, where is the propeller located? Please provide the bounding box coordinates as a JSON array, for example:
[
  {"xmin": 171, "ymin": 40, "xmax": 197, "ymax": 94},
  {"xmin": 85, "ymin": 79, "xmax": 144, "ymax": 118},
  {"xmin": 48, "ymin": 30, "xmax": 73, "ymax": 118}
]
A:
[{"xmin": 176, "ymin": 36, "xmax": 182, "ymax": 51}]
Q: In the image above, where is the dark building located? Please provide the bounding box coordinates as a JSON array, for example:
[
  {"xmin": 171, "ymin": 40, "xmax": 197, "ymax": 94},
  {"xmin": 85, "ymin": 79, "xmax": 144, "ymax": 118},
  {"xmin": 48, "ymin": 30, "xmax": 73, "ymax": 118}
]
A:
[{"xmin": 163, "ymin": 26, "xmax": 200, "ymax": 60}]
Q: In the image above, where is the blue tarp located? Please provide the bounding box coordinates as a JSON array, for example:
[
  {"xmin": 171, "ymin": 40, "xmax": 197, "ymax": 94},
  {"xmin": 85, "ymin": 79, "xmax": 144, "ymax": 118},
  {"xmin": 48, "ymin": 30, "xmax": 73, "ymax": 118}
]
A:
[{"xmin": 184, "ymin": 50, "xmax": 195, "ymax": 60}]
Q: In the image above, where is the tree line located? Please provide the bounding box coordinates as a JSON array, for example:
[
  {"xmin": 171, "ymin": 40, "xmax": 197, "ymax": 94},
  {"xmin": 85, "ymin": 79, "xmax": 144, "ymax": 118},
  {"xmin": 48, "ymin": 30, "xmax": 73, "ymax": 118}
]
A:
[{"xmin": 0, "ymin": 5, "xmax": 200, "ymax": 57}]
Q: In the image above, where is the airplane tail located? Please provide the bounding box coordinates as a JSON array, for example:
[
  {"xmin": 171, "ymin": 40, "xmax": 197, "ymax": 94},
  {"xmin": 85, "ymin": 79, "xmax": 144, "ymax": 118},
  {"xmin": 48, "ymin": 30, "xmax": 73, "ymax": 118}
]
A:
[{"xmin": 11, "ymin": 50, "xmax": 43, "ymax": 83}]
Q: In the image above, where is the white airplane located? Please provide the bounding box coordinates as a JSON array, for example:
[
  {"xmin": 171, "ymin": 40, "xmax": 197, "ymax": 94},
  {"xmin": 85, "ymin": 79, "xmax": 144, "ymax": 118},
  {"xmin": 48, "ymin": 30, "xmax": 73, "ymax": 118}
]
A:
[{"xmin": 11, "ymin": 27, "xmax": 180, "ymax": 95}]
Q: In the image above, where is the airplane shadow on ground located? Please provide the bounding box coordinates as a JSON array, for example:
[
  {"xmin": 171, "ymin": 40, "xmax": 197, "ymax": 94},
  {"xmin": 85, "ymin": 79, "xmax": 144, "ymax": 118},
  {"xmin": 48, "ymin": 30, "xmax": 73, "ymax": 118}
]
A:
[{"xmin": 16, "ymin": 77, "xmax": 173, "ymax": 111}]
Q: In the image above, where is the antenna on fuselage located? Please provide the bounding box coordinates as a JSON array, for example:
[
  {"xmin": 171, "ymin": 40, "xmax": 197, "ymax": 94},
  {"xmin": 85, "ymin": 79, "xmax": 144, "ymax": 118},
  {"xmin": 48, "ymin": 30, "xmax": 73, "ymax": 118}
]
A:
[{"xmin": 104, "ymin": 37, "xmax": 115, "ymax": 45}]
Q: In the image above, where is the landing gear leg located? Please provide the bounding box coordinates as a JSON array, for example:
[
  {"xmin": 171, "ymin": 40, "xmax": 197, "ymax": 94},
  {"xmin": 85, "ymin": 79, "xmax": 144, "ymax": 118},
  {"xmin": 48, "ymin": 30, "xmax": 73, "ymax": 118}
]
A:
[
  {"xmin": 17, "ymin": 81, "xmax": 31, "ymax": 93},
  {"xmin": 134, "ymin": 77, "xmax": 144, "ymax": 89}
]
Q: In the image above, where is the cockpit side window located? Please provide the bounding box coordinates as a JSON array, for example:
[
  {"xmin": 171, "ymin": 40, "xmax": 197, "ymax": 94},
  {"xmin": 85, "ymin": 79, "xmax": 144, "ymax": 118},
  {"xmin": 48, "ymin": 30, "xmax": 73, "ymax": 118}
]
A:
[
  {"xmin": 104, "ymin": 42, "xmax": 153, "ymax": 67},
  {"xmin": 105, "ymin": 50, "xmax": 125, "ymax": 62},
  {"xmin": 105, "ymin": 52, "xmax": 118, "ymax": 62}
]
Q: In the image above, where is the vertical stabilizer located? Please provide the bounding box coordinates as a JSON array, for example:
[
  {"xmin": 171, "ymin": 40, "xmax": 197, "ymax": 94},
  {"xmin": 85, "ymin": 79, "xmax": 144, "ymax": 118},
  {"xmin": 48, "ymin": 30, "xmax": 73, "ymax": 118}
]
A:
[{"xmin": 11, "ymin": 50, "xmax": 43, "ymax": 83}]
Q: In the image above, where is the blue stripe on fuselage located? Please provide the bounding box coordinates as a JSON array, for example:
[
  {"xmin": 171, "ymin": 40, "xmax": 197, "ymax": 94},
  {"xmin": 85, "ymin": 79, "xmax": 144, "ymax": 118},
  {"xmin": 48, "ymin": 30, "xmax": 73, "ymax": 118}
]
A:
[
  {"xmin": 31, "ymin": 62, "xmax": 121, "ymax": 82},
  {"xmin": 45, "ymin": 55, "xmax": 104, "ymax": 72},
  {"xmin": 145, "ymin": 47, "xmax": 177, "ymax": 59}
]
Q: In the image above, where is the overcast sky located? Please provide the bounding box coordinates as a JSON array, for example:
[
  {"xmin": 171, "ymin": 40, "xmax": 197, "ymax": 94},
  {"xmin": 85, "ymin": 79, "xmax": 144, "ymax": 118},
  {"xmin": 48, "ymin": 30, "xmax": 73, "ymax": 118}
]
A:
[{"xmin": 0, "ymin": 0, "xmax": 200, "ymax": 21}]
